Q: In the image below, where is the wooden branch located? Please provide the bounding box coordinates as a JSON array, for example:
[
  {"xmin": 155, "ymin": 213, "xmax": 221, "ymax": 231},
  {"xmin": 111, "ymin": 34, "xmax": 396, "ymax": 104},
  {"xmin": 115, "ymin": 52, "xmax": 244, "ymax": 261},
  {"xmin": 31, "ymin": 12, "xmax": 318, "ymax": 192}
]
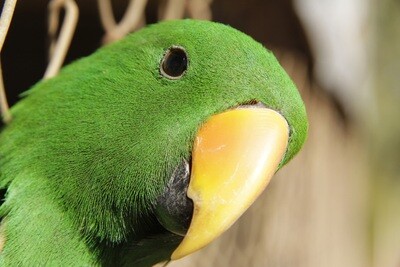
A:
[
  {"xmin": 99, "ymin": 0, "xmax": 148, "ymax": 44},
  {"xmin": 44, "ymin": 0, "xmax": 79, "ymax": 79},
  {"xmin": 187, "ymin": 0, "xmax": 212, "ymax": 20},
  {"xmin": 161, "ymin": 0, "xmax": 186, "ymax": 20},
  {"xmin": 0, "ymin": 0, "xmax": 17, "ymax": 124}
]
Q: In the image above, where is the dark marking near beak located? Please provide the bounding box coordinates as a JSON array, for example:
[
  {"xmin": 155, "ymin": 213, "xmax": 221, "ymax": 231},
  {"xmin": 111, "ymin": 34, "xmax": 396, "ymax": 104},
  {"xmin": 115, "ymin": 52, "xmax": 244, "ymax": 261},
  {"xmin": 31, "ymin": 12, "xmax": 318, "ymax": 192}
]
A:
[{"xmin": 155, "ymin": 159, "xmax": 193, "ymax": 236}]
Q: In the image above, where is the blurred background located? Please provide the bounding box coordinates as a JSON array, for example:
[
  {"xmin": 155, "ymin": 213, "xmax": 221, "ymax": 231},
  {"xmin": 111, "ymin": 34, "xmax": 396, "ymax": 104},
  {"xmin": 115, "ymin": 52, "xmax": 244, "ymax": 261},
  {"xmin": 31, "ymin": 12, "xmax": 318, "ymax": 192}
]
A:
[{"xmin": 0, "ymin": 0, "xmax": 399, "ymax": 266}]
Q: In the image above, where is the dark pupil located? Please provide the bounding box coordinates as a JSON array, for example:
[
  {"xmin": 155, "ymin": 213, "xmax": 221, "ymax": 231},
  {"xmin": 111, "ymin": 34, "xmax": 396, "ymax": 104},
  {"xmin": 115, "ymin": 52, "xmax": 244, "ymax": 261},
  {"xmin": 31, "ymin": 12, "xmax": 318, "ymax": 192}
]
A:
[{"xmin": 163, "ymin": 48, "xmax": 187, "ymax": 77}]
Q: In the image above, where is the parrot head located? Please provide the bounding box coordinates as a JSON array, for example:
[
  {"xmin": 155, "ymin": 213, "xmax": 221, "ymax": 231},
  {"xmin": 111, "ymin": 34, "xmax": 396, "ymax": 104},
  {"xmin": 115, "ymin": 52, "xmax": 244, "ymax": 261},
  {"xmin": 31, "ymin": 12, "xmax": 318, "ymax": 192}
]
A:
[{"xmin": 0, "ymin": 20, "xmax": 307, "ymax": 265}]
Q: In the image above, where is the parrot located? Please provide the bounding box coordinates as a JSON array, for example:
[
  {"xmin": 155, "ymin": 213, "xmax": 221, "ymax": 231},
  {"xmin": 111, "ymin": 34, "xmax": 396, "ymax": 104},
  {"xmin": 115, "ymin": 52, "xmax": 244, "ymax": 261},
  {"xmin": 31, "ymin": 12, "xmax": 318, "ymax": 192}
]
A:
[{"xmin": 0, "ymin": 19, "xmax": 307, "ymax": 266}]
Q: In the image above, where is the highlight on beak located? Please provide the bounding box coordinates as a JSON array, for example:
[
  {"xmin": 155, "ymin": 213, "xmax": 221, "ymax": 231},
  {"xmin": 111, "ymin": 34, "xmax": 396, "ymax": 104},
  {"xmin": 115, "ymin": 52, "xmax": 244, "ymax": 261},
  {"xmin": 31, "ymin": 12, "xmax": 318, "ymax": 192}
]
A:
[{"xmin": 171, "ymin": 107, "xmax": 289, "ymax": 260}]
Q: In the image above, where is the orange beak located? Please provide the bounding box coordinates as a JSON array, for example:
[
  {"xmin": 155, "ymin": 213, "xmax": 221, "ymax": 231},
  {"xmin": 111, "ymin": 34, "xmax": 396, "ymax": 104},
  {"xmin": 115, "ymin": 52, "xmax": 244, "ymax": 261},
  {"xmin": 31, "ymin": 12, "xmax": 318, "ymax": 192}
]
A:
[{"xmin": 171, "ymin": 107, "xmax": 289, "ymax": 260}]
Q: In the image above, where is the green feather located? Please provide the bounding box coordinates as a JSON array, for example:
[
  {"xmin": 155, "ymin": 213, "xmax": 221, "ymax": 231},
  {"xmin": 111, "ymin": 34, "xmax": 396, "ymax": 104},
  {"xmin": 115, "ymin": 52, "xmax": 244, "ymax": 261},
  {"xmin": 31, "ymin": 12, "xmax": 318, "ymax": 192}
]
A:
[{"xmin": 0, "ymin": 19, "xmax": 307, "ymax": 266}]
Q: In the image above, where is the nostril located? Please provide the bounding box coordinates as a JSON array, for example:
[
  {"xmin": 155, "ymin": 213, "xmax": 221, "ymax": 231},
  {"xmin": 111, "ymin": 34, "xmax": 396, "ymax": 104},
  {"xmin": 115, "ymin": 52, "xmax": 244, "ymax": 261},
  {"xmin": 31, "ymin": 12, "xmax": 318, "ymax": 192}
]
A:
[
  {"xmin": 242, "ymin": 99, "xmax": 259, "ymax": 105},
  {"xmin": 235, "ymin": 100, "xmax": 267, "ymax": 109}
]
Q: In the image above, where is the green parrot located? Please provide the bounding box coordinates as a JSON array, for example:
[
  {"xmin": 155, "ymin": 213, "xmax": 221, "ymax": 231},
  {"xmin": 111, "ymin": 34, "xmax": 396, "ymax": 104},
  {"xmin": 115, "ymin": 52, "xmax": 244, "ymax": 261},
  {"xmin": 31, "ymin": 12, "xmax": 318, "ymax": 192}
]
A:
[{"xmin": 0, "ymin": 20, "xmax": 307, "ymax": 266}]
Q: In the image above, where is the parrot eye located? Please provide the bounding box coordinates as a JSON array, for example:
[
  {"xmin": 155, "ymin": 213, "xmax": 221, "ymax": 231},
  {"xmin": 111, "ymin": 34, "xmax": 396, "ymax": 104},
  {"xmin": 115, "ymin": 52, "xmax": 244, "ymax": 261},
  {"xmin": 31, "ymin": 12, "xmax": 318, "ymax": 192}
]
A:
[{"xmin": 160, "ymin": 46, "xmax": 188, "ymax": 79}]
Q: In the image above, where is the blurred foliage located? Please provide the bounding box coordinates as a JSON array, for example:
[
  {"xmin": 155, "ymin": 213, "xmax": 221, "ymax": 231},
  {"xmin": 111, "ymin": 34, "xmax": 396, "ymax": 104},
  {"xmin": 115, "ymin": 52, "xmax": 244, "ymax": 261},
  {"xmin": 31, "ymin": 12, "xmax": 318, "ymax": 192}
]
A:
[
  {"xmin": 373, "ymin": 0, "xmax": 400, "ymax": 177},
  {"xmin": 372, "ymin": 0, "xmax": 400, "ymax": 266}
]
